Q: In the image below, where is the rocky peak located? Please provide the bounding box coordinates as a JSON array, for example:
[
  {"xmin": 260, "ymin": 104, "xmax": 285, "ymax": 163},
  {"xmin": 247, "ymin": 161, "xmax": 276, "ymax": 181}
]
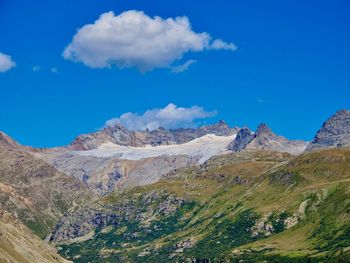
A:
[
  {"xmin": 104, "ymin": 122, "xmax": 129, "ymax": 133},
  {"xmin": 228, "ymin": 123, "xmax": 307, "ymax": 155},
  {"xmin": 216, "ymin": 120, "xmax": 229, "ymax": 127},
  {"xmin": 306, "ymin": 109, "xmax": 350, "ymax": 151},
  {"xmin": 256, "ymin": 123, "xmax": 273, "ymax": 136},
  {"xmin": 228, "ymin": 127, "xmax": 255, "ymax": 151},
  {"xmin": 70, "ymin": 120, "xmax": 238, "ymax": 150},
  {"xmin": 198, "ymin": 120, "xmax": 237, "ymax": 136}
]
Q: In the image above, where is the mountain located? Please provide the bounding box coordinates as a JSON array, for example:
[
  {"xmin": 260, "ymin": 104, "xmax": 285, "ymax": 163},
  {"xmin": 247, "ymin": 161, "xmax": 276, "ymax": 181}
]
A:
[
  {"xmin": 38, "ymin": 134, "xmax": 235, "ymax": 195},
  {"xmin": 0, "ymin": 208, "xmax": 69, "ymax": 263},
  {"xmin": 0, "ymin": 132, "xmax": 96, "ymax": 239},
  {"xmin": 1, "ymin": 110, "xmax": 350, "ymax": 262},
  {"xmin": 40, "ymin": 120, "xmax": 309, "ymax": 195},
  {"xmin": 229, "ymin": 123, "xmax": 308, "ymax": 155},
  {"xmin": 49, "ymin": 149, "xmax": 350, "ymax": 262},
  {"xmin": 306, "ymin": 109, "xmax": 350, "ymax": 151},
  {"xmin": 70, "ymin": 120, "xmax": 238, "ymax": 150}
]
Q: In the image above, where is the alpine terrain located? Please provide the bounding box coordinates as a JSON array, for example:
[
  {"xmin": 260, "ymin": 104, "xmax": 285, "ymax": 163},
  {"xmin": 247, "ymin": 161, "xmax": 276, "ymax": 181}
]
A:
[{"xmin": 1, "ymin": 110, "xmax": 350, "ymax": 262}]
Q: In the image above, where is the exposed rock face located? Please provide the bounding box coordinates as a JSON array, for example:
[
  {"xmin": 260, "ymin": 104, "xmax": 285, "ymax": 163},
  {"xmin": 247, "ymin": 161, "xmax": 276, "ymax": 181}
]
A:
[
  {"xmin": 70, "ymin": 121, "xmax": 238, "ymax": 150},
  {"xmin": 228, "ymin": 127, "xmax": 255, "ymax": 151},
  {"xmin": 50, "ymin": 191, "xmax": 188, "ymax": 245},
  {"xmin": 229, "ymin": 124, "xmax": 307, "ymax": 155},
  {"xmin": 40, "ymin": 133, "xmax": 235, "ymax": 195},
  {"xmin": 306, "ymin": 110, "xmax": 350, "ymax": 151},
  {"xmin": 39, "ymin": 151, "xmax": 197, "ymax": 195}
]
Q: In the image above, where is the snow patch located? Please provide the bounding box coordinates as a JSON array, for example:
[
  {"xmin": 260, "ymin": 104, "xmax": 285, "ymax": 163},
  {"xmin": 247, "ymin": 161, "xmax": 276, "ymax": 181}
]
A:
[{"xmin": 74, "ymin": 134, "xmax": 236, "ymax": 164}]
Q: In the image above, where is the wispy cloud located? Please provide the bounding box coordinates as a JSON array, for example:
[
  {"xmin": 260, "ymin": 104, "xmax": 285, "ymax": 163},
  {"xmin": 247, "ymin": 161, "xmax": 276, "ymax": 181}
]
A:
[
  {"xmin": 105, "ymin": 103, "xmax": 217, "ymax": 130},
  {"xmin": 171, "ymin": 60, "xmax": 197, "ymax": 74},
  {"xmin": 63, "ymin": 10, "xmax": 236, "ymax": 72},
  {"xmin": 51, "ymin": 67, "xmax": 58, "ymax": 73},
  {"xmin": 209, "ymin": 39, "xmax": 237, "ymax": 51},
  {"xmin": 0, "ymin": 52, "xmax": 16, "ymax": 73},
  {"xmin": 32, "ymin": 65, "xmax": 41, "ymax": 72}
]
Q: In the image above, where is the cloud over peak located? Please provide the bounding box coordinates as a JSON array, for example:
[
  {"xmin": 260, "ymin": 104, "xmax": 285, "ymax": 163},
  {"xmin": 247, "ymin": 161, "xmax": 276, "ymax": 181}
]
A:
[
  {"xmin": 0, "ymin": 52, "xmax": 16, "ymax": 73},
  {"xmin": 105, "ymin": 103, "xmax": 217, "ymax": 130},
  {"xmin": 63, "ymin": 10, "xmax": 236, "ymax": 72}
]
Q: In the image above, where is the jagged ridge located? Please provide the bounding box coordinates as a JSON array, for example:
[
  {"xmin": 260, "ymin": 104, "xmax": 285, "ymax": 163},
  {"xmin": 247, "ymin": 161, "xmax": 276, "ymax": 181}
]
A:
[{"xmin": 70, "ymin": 120, "xmax": 239, "ymax": 150}]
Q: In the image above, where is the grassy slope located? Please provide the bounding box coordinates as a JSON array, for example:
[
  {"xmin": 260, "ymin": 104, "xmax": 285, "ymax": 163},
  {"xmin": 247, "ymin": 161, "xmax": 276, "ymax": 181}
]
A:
[
  {"xmin": 57, "ymin": 149, "xmax": 350, "ymax": 262},
  {"xmin": 0, "ymin": 141, "xmax": 95, "ymax": 239},
  {"xmin": 0, "ymin": 209, "xmax": 70, "ymax": 263}
]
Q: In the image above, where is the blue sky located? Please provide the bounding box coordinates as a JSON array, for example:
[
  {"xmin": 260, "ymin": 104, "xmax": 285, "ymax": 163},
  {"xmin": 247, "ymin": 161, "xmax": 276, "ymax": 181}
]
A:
[{"xmin": 0, "ymin": 0, "xmax": 349, "ymax": 147}]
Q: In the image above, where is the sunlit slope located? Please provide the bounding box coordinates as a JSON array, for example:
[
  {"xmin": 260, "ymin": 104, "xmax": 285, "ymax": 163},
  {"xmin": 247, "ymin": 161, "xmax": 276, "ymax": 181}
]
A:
[
  {"xmin": 0, "ymin": 209, "xmax": 70, "ymax": 263},
  {"xmin": 53, "ymin": 149, "xmax": 350, "ymax": 262},
  {"xmin": 0, "ymin": 135, "xmax": 95, "ymax": 239}
]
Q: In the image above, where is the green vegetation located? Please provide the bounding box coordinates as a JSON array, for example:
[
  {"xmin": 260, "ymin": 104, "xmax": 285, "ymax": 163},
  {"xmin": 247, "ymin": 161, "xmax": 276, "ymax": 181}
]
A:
[{"xmin": 56, "ymin": 149, "xmax": 350, "ymax": 262}]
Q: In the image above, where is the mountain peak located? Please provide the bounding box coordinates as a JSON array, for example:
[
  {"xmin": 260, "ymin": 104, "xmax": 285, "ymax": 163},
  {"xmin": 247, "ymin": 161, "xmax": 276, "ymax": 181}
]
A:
[
  {"xmin": 228, "ymin": 123, "xmax": 307, "ymax": 155},
  {"xmin": 333, "ymin": 109, "xmax": 350, "ymax": 117},
  {"xmin": 228, "ymin": 127, "xmax": 254, "ymax": 151},
  {"xmin": 306, "ymin": 109, "xmax": 350, "ymax": 151},
  {"xmin": 217, "ymin": 120, "xmax": 227, "ymax": 125},
  {"xmin": 205, "ymin": 120, "xmax": 229, "ymax": 129},
  {"xmin": 256, "ymin": 123, "xmax": 273, "ymax": 136},
  {"xmin": 104, "ymin": 122, "xmax": 128, "ymax": 132}
]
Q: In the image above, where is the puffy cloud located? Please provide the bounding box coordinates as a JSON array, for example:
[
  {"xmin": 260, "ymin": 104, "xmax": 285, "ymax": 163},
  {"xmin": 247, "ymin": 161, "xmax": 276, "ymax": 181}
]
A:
[
  {"xmin": 171, "ymin": 59, "xmax": 197, "ymax": 74},
  {"xmin": 105, "ymin": 103, "xmax": 217, "ymax": 130},
  {"xmin": 0, "ymin": 52, "xmax": 16, "ymax": 73},
  {"xmin": 63, "ymin": 10, "xmax": 236, "ymax": 72}
]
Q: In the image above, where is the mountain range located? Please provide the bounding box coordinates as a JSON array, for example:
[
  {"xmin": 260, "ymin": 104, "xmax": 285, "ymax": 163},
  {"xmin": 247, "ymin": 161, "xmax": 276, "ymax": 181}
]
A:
[{"xmin": 1, "ymin": 109, "xmax": 350, "ymax": 262}]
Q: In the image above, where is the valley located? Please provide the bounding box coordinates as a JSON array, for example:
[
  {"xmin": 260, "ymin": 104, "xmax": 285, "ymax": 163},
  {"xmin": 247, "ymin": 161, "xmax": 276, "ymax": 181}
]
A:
[{"xmin": 0, "ymin": 110, "xmax": 350, "ymax": 262}]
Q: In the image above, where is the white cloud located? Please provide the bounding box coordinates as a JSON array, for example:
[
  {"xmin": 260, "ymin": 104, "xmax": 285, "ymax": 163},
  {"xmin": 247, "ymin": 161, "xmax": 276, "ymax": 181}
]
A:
[
  {"xmin": 209, "ymin": 39, "xmax": 237, "ymax": 51},
  {"xmin": 105, "ymin": 103, "xmax": 217, "ymax": 130},
  {"xmin": 51, "ymin": 67, "xmax": 58, "ymax": 73},
  {"xmin": 0, "ymin": 52, "xmax": 16, "ymax": 73},
  {"xmin": 171, "ymin": 59, "xmax": 197, "ymax": 74},
  {"xmin": 63, "ymin": 10, "xmax": 236, "ymax": 72}
]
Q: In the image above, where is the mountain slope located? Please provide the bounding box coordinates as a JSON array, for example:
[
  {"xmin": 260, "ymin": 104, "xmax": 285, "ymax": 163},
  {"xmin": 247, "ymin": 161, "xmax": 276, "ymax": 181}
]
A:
[
  {"xmin": 49, "ymin": 149, "xmax": 350, "ymax": 262},
  {"xmin": 0, "ymin": 209, "xmax": 70, "ymax": 263},
  {"xmin": 0, "ymin": 132, "xmax": 96, "ymax": 238}
]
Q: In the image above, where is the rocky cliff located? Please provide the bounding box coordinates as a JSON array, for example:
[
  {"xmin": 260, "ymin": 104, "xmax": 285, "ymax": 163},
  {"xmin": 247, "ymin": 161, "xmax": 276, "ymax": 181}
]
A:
[{"xmin": 306, "ymin": 109, "xmax": 350, "ymax": 151}]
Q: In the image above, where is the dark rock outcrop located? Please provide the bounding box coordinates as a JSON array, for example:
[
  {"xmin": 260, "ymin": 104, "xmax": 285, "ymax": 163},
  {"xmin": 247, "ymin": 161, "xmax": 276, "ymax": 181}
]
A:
[
  {"xmin": 228, "ymin": 123, "xmax": 307, "ymax": 155},
  {"xmin": 306, "ymin": 109, "xmax": 350, "ymax": 151},
  {"xmin": 228, "ymin": 127, "xmax": 255, "ymax": 151}
]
